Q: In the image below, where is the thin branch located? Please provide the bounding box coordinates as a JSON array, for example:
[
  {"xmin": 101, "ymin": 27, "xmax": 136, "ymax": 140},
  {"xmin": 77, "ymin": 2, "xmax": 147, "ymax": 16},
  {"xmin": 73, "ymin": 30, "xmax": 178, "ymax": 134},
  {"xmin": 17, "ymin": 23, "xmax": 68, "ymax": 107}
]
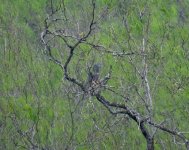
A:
[{"xmin": 95, "ymin": 93, "xmax": 189, "ymax": 149}]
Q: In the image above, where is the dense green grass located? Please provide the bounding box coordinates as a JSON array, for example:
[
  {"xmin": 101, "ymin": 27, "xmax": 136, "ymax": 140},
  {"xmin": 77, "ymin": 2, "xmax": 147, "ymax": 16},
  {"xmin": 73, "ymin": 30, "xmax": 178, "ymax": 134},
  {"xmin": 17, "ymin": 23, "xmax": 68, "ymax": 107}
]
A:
[{"xmin": 1, "ymin": 0, "xmax": 189, "ymax": 149}]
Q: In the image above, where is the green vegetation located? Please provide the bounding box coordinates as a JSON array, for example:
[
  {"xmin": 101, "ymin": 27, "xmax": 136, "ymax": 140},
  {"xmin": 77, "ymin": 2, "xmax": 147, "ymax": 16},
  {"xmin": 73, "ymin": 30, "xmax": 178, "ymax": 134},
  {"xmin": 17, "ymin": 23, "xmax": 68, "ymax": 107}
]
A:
[{"xmin": 1, "ymin": 0, "xmax": 189, "ymax": 149}]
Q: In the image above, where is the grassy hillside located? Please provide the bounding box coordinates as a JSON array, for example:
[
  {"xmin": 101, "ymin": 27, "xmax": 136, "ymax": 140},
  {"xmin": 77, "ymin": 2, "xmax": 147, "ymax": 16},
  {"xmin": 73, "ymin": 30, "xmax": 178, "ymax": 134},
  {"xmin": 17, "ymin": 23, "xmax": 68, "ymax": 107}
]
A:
[{"xmin": 1, "ymin": 0, "xmax": 189, "ymax": 149}]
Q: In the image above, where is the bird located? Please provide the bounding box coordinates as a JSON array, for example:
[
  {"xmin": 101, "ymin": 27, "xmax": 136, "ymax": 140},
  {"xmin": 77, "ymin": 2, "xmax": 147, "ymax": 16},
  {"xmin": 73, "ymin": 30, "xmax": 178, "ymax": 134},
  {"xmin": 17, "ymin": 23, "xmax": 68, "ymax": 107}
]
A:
[{"xmin": 86, "ymin": 63, "xmax": 102, "ymax": 95}]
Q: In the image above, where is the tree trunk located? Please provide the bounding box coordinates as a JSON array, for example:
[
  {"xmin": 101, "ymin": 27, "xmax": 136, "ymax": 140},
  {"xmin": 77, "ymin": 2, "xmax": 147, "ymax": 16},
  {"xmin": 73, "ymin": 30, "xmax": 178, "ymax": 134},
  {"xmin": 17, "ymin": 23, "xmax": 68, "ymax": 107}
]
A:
[{"xmin": 147, "ymin": 137, "xmax": 154, "ymax": 150}]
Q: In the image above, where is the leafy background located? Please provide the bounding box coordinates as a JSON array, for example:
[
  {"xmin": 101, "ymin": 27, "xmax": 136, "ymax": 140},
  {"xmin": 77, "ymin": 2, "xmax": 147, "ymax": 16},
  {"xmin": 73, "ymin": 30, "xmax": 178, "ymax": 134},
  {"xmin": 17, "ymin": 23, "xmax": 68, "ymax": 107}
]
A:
[{"xmin": 1, "ymin": 0, "xmax": 189, "ymax": 149}]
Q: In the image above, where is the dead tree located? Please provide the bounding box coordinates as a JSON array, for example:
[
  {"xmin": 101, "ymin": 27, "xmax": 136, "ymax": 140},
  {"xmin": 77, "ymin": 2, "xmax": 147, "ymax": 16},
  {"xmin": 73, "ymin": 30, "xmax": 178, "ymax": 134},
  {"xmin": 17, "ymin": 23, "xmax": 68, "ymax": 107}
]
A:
[{"xmin": 41, "ymin": 0, "xmax": 189, "ymax": 149}]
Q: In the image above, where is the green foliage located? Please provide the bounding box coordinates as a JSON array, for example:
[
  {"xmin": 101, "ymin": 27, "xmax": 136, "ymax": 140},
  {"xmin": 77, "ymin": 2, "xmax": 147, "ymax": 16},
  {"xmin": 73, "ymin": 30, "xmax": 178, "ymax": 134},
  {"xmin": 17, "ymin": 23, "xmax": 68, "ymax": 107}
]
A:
[{"xmin": 1, "ymin": 0, "xmax": 189, "ymax": 149}]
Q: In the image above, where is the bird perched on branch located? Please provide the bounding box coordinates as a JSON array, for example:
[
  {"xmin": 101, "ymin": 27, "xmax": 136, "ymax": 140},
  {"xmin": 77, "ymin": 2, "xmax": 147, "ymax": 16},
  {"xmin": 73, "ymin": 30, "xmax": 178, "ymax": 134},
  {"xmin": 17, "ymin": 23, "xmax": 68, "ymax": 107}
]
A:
[
  {"xmin": 86, "ymin": 63, "xmax": 111, "ymax": 95},
  {"xmin": 87, "ymin": 63, "xmax": 102, "ymax": 95},
  {"xmin": 92, "ymin": 63, "xmax": 101, "ymax": 82}
]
